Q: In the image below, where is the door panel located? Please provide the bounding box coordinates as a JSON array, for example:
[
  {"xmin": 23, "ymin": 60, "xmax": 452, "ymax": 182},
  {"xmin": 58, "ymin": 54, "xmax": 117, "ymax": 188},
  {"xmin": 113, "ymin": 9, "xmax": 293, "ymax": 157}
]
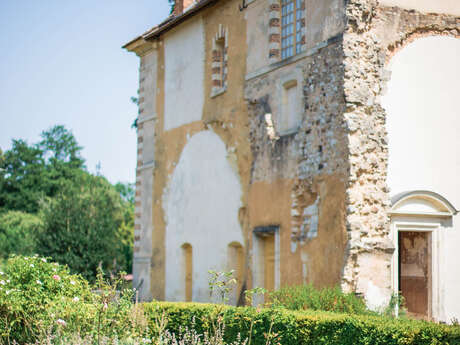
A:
[
  {"xmin": 263, "ymin": 235, "xmax": 275, "ymax": 292},
  {"xmin": 399, "ymin": 231, "xmax": 430, "ymax": 317}
]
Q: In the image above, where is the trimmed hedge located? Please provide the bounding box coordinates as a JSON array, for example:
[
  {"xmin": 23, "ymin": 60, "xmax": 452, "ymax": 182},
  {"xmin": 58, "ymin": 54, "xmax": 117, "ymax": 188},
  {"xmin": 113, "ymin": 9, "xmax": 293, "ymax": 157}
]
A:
[{"xmin": 143, "ymin": 302, "xmax": 460, "ymax": 345}]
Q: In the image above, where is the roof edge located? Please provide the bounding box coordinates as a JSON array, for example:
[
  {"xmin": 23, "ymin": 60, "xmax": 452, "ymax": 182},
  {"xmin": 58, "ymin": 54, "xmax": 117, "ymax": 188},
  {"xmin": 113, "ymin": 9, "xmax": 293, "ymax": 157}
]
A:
[{"xmin": 143, "ymin": 0, "xmax": 220, "ymax": 41}]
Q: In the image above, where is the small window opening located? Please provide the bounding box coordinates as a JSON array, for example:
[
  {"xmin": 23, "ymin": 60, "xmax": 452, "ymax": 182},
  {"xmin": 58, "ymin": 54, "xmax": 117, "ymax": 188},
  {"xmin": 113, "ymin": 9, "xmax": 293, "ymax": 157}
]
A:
[
  {"xmin": 211, "ymin": 25, "xmax": 228, "ymax": 97},
  {"xmin": 279, "ymin": 80, "xmax": 300, "ymax": 134}
]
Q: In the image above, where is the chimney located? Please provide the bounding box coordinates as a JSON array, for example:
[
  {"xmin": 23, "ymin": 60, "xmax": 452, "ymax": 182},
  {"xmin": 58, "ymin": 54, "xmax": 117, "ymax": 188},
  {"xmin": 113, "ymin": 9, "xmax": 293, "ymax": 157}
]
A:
[{"xmin": 174, "ymin": 0, "xmax": 196, "ymax": 15}]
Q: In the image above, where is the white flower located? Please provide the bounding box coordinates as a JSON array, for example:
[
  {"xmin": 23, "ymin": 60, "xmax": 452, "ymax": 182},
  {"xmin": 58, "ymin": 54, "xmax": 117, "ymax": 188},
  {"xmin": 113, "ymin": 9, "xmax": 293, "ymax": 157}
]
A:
[
  {"xmin": 72, "ymin": 297, "xmax": 80, "ymax": 302},
  {"xmin": 70, "ymin": 280, "xmax": 76, "ymax": 285},
  {"xmin": 29, "ymin": 264, "xmax": 34, "ymax": 268},
  {"xmin": 6, "ymin": 280, "xmax": 10, "ymax": 283},
  {"xmin": 41, "ymin": 258, "xmax": 47, "ymax": 262},
  {"xmin": 142, "ymin": 339, "xmax": 152, "ymax": 344},
  {"xmin": 6, "ymin": 290, "xmax": 11, "ymax": 295},
  {"xmin": 56, "ymin": 319, "xmax": 67, "ymax": 327},
  {"xmin": 36, "ymin": 280, "xmax": 42, "ymax": 285},
  {"xmin": 0, "ymin": 280, "xmax": 5, "ymax": 285},
  {"xmin": 0, "ymin": 271, "xmax": 4, "ymax": 275}
]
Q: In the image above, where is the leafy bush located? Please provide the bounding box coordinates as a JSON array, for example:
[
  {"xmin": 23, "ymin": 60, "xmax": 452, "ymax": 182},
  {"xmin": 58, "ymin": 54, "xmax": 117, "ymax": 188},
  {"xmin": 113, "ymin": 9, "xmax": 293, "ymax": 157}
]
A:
[
  {"xmin": 0, "ymin": 211, "xmax": 42, "ymax": 259},
  {"xmin": 143, "ymin": 302, "xmax": 460, "ymax": 345},
  {"xmin": 269, "ymin": 284, "xmax": 369, "ymax": 315},
  {"xmin": 0, "ymin": 255, "xmax": 144, "ymax": 344}
]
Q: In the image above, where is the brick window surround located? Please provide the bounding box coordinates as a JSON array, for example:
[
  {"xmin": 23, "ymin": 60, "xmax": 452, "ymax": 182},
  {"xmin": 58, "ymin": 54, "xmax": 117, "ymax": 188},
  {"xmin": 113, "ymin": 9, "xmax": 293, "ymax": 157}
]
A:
[
  {"xmin": 211, "ymin": 24, "xmax": 228, "ymax": 97},
  {"xmin": 269, "ymin": 0, "xmax": 306, "ymax": 63}
]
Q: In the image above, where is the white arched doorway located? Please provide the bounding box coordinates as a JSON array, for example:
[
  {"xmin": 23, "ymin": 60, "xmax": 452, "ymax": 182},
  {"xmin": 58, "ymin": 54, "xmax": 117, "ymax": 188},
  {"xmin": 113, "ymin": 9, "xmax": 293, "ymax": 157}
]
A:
[{"xmin": 389, "ymin": 191, "xmax": 457, "ymax": 320}]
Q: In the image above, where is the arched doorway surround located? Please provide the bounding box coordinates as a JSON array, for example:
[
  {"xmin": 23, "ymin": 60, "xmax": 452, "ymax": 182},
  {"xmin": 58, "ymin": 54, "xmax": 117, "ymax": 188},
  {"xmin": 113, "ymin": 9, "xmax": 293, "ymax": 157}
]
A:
[{"xmin": 389, "ymin": 191, "xmax": 457, "ymax": 320}]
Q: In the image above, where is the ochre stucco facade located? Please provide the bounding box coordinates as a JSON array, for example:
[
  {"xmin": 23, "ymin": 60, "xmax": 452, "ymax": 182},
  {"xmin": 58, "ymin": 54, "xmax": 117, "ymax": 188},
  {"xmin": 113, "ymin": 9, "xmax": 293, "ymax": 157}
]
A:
[{"xmin": 125, "ymin": 0, "xmax": 460, "ymax": 322}]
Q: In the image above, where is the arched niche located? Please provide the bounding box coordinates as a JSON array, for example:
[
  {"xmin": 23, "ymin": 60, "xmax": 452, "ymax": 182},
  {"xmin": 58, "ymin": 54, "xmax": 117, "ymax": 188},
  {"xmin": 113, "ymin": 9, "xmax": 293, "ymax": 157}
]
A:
[
  {"xmin": 163, "ymin": 130, "xmax": 244, "ymax": 303},
  {"xmin": 382, "ymin": 36, "xmax": 460, "ymax": 210}
]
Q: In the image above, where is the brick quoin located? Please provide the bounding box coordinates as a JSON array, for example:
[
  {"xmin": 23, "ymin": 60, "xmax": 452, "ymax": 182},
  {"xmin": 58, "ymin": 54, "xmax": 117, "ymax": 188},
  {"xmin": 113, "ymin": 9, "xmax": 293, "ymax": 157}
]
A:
[
  {"xmin": 269, "ymin": 49, "xmax": 280, "ymax": 58},
  {"xmin": 269, "ymin": 34, "xmax": 281, "ymax": 43},
  {"xmin": 269, "ymin": 18, "xmax": 280, "ymax": 27}
]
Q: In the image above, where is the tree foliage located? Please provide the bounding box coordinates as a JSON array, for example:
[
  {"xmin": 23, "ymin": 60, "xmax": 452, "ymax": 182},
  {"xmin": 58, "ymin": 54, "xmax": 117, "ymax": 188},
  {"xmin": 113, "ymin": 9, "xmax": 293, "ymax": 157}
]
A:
[
  {"xmin": 0, "ymin": 211, "xmax": 43, "ymax": 259},
  {"xmin": 0, "ymin": 126, "xmax": 84, "ymax": 214},
  {"xmin": 0, "ymin": 125, "xmax": 134, "ymax": 278},
  {"xmin": 36, "ymin": 172, "xmax": 127, "ymax": 281}
]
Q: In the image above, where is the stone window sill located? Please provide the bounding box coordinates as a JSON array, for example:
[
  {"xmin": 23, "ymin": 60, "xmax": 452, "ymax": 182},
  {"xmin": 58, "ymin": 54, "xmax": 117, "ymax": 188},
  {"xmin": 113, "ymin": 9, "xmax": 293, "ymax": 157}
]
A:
[
  {"xmin": 278, "ymin": 127, "xmax": 299, "ymax": 137},
  {"xmin": 211, "ymin": 86, "xmax": 227, "ymax": 98}
]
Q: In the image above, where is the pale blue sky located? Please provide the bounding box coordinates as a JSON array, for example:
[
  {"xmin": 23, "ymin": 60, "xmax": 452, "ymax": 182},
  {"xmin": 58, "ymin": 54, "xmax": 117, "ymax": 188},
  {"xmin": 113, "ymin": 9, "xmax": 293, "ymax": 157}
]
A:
[{"xmin": 0, "ymin": 1, "xmax": 170, "ymax": 183}]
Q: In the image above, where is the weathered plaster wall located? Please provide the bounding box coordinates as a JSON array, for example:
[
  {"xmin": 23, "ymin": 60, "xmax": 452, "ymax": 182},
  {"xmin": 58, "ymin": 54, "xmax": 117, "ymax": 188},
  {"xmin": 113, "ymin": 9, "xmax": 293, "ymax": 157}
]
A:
[
  {"xmin": 245, "ymin": 35, "xmax": 349, "ymax": 290},
  {"xmin": 245, "ymin": 0, "xmax": 270, "ymax": 74},
  {"xmin": 382, "ymin": 36, "xmax": 460, "ymax": 320},
  {"xmin": 164, "ymin": 18, "xmax": 205, "ymax": 131},
  {"xmin": 306, "ymin": 0, "xmax": 345, "ymax": 49},
  {"xmin": 147, "ymin": 0, "xmax": 251, "ymax": 302},
  {"xmin": 245, "ymin": 0, "xmax": 346, "ymax": 75},
  {"xmin": 379, "ymin": 0, "xmax": 460, "ymax": 16},
  {"xmin": 163, "ymin": 130, "xmax": 244, "ymax": 302}
]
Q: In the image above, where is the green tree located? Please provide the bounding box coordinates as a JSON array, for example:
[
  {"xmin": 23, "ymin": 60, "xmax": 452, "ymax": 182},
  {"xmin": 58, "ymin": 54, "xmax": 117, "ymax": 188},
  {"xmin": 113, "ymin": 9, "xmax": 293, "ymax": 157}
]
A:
[
  {"xmin": 115, "ymin": 182, "xmax": 135, "ymax": 204},
  {"xmin": 114, "ymin": 182, "xmax": 135, "ymax": 274},
  {"xmin": 39, "ymin": 125, "xmax": 84, "ymax": 168},
  {"xmin": 0, "ymin": 125, "xmax": 85, "ymax": 214},
  {"xmin": 168, "ymin": 0, "xmax": 175, "ymax": 14},
  {"xmin": 36, "ymin": 171, "xmax": 125, "ymax": 281},
  {"xmin": 0, "ymin": 211, "xmax": 42, "ymax": 259},
  {"xmin": 0, "ymin": 140, "xmax": 46, "ymax": 213}
]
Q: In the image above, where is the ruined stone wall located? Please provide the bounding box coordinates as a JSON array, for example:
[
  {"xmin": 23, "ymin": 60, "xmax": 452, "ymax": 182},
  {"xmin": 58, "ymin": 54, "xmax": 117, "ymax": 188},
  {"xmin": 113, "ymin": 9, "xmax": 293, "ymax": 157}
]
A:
[
  {"xmin": 128, "ymin": 0, "xmax": 459, "ymax": 306},
  {"xmin": 340, "ymin": 0, "xmax": 460, "ymax": 309},
  {"xmin": 245, "ymin": 32, "xmax": 349, "ymax": 289}
]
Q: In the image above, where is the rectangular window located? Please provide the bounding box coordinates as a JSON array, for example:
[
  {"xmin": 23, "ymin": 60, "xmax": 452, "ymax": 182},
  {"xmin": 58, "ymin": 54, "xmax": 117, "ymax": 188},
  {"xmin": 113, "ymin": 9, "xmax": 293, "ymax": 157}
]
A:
[{"xmin": 281, "ymin": 0, "xmax": 304, "ymax": 60}]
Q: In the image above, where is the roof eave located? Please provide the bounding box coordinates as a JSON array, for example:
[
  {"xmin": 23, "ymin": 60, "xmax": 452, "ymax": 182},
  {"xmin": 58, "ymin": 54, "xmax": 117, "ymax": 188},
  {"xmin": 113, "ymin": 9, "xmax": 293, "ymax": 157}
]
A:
[{"xmin": 143, "ymin": 0, "xmax": 220, "ymax": 41}]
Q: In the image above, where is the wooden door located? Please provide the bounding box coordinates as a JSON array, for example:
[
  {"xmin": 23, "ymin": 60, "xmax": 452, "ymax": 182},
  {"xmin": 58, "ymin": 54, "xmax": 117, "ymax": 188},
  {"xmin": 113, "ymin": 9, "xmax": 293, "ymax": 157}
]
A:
[{"xmin": 399, "ymin": 231, "xmax": 431, "ymax": 318}]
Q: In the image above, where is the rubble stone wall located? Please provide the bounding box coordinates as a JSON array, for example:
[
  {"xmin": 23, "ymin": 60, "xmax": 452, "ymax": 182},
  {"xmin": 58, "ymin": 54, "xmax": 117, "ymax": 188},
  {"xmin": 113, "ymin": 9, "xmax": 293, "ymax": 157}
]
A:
[{"xmin": 341, "ymin": 0, "xmax": 460, "ymax": 309}]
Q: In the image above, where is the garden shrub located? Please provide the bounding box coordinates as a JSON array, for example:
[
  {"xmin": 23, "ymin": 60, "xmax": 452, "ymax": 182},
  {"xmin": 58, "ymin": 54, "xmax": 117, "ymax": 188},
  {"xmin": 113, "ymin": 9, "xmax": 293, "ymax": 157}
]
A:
[
  {"xmin": 0, "ymin": 255, "xmax": 145, "ymax": 344},
  {"xmin": 143, "ymin": 301, "xmax": 460, "ymax": 345},
  {"xmin": 269, "ymin": 284, "xmax": 370, "ymax": 315}
]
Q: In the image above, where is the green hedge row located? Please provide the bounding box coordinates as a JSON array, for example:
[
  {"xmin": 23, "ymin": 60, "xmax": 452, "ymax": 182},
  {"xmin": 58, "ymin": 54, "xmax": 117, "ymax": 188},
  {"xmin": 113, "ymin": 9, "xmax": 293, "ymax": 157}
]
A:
[{"xmin": 143, "ymin": 302, "xmax": 460, "ymax": 345}]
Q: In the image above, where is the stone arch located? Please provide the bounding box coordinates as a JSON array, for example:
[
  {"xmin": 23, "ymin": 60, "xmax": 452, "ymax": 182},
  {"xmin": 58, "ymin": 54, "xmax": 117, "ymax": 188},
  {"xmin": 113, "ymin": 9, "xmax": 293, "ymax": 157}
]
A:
[
  {"xmin": 163, "ymin": 130, "xmax": 244, "ymax": 302},
  {"xmin": 386, "ymin": 29, "xmax": 460, "ymax": 64}
]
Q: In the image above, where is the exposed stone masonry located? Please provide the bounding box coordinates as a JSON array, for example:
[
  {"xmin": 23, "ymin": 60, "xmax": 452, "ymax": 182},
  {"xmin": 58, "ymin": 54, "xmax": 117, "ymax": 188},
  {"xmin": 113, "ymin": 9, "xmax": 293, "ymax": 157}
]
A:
[{"xmin": 341, "ymin": 0, "xmax": 459, "ymax": 299}]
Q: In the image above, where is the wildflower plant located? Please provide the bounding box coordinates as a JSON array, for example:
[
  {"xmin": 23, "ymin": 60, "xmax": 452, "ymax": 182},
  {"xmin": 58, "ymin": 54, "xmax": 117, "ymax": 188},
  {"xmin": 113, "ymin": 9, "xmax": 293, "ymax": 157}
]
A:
[
  {"xmin": 0, "ymin": 255, "xmax": 146, "ymax": 344},
  {"xmin": 208, "ymin": 270, "xmax": 237, "ymax": 304}
]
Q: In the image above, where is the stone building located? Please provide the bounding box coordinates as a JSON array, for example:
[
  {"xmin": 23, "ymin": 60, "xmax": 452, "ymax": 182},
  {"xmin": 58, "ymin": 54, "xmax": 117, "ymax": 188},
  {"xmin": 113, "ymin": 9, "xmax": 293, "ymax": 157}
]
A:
[{"xmin": 124, "ymin": 0, "xmax": 460, "ymax": 321}]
